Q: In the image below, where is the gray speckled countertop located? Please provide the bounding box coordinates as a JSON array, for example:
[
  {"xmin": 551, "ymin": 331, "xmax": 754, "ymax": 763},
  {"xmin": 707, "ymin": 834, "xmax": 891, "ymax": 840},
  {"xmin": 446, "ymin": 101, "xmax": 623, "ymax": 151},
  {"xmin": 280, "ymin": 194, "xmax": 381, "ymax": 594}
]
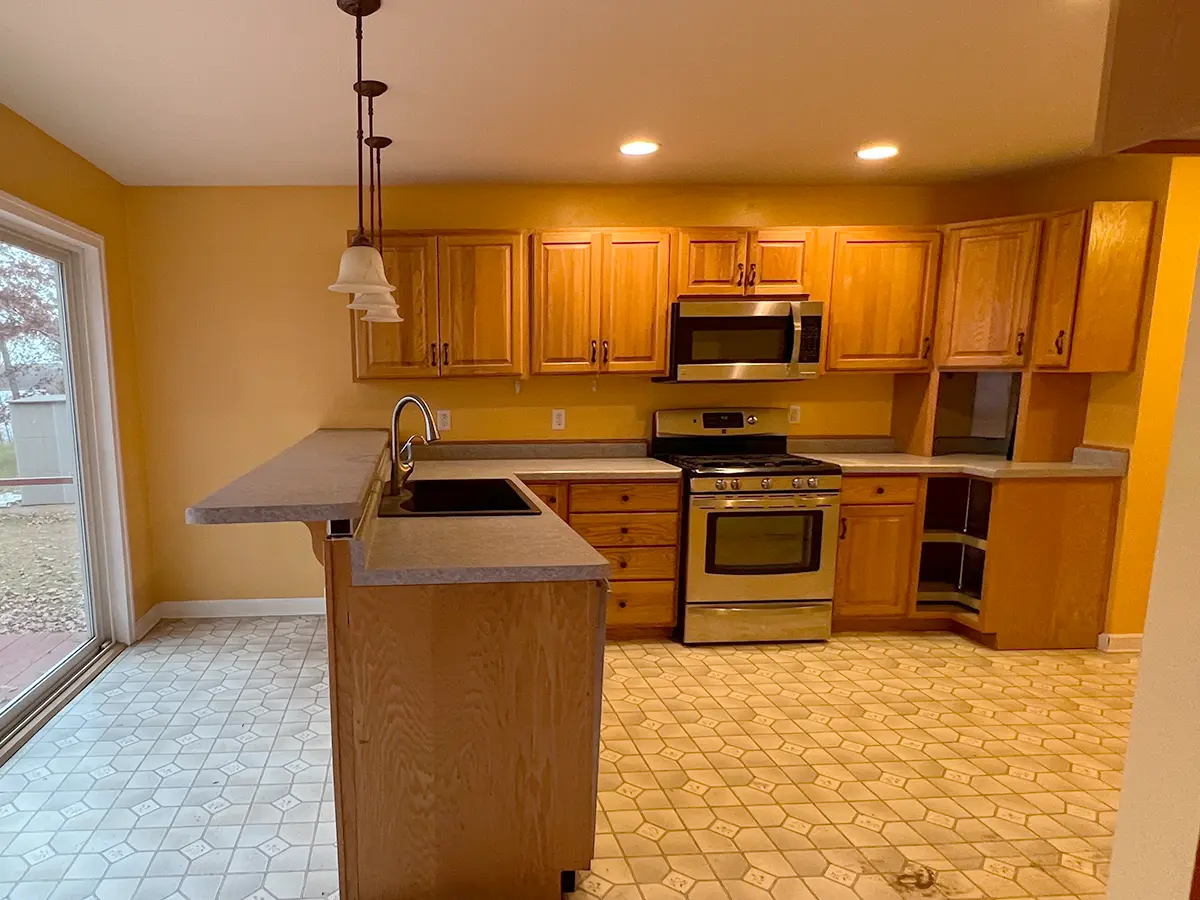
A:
[
  {"xmin": 186, "ymin": 430, "xmax": 682, "ymax": 586},
  {"xmin": 806, "ymin": 452, "xmax": 1126, "ymax": 479}
]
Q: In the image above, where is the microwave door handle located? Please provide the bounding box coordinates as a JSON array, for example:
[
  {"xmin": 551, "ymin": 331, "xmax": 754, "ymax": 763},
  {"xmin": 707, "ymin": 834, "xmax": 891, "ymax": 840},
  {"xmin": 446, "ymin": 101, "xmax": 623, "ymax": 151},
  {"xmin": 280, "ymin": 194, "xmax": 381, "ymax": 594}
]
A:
[{"xmin": 788, "ymin": 300, "xmax": 804, "ymax": 367}]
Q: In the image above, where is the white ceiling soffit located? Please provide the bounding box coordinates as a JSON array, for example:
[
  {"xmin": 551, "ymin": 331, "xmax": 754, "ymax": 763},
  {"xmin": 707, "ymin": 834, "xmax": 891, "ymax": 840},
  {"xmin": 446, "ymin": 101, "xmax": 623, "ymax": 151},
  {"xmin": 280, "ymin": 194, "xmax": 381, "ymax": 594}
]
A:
[{"xmin": 0, "ymin": 0, "xmax": 1111, "ymax": 186}]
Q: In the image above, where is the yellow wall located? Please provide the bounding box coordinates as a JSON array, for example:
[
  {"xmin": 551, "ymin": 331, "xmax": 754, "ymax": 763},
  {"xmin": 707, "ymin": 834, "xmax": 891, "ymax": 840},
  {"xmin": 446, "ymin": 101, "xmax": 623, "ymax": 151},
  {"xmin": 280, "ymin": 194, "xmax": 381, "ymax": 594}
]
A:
[
  {"xmin": 0, "ymin": 106, "xmax": 153, "ymax": 617},
  {"xmin": 125, "ymin": 185, "xmax": 948, "ymax": 603}
]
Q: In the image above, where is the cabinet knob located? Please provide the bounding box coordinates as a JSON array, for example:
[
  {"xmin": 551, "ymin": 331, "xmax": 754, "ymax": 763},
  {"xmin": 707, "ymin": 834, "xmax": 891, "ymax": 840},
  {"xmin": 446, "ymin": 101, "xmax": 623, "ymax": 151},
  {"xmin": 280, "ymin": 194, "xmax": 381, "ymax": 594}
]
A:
[
  {"xmin": 619, "ymin": 527, "xmax": 629, "ymax": 535},
  {"xmin": 618, "ymin": 560, "xmax": 628, "ymax": 569},
  {"xmin": 621, "ymin": 495, "xmax": 630, "ymax": 502},
  {"xmin": 876, "ymin": 486, "xmax": 885, "ymax": 494},
  {"xmin": 618, "ymin": 600, "xmax": 627, "ymax": 609}
]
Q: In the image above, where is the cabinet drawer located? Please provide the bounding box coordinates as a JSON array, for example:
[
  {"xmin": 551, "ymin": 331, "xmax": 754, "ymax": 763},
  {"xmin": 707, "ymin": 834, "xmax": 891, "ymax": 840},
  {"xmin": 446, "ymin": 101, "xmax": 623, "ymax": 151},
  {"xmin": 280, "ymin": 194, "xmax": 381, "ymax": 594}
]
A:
[
  {"xmin": 841, "ymin": 476, "xmax": 920, "ymax": 505},
  {"xmin": 601, "ymin": 547, "xmax": 677, "ymax": 581},
  {"xmin": 569, "ymin": 481, "xmax": 679, "ymax": 513},
  {"xmin": 570, "ymin": 512, "xmax": 679, "ymax": 547},
  {"xmin": 522, "ymin": 481, "xmax": 566, "ymax": 519},
  {"xmin": 607, "ymin": 581, "xmax": 676, "ymax": 628}
]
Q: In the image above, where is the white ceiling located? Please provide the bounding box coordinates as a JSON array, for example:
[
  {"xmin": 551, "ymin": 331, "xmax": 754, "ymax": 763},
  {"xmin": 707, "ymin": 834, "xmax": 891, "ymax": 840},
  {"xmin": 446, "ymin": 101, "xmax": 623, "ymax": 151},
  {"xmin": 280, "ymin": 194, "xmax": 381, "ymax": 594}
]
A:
[{"xmin": 0, "ymin": 0, "xmax": 1112, "ymax": 186}]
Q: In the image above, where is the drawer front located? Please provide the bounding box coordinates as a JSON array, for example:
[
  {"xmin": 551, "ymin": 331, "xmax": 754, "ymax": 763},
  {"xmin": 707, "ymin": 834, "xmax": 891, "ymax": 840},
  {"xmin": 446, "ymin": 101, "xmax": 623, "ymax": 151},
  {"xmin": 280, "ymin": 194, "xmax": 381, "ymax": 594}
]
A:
[
  {"xmin": 570, "ymin": 512, "xmax": 679, "ymax": 547},
  {"xmin": 607, "ymin": 581, "xmax": 676, "ymax": 628},
  {"xmin": 569, "ymin": 481, "xmax": 679, "ymax": 513},
  {"xmin": 522, "ymin": 481, "xmax": 566, "ymax": 519},
  {"xmin": 841, "ymin": 475, "xmax": 920, "ymax": 505},
  {"xmin": 602, "ymin": 546, "xmax": 677, "ymax": 581}
]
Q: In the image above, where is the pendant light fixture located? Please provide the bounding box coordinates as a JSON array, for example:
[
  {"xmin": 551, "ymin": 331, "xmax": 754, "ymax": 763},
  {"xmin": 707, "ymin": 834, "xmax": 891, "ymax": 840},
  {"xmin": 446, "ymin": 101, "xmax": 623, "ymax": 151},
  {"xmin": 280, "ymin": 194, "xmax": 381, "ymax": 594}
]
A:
[{"xmin": 329, "ymin": 0, "xmax": 395, "ymax": 296}]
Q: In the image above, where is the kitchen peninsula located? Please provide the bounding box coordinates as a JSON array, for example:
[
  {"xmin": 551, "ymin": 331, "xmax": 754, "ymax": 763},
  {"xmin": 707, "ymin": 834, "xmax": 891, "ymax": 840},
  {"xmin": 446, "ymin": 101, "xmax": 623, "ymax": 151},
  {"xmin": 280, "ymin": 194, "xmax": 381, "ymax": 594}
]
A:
[{"xmin": 187, "ymin": 429, "xmax": 681, "ymax": 900}]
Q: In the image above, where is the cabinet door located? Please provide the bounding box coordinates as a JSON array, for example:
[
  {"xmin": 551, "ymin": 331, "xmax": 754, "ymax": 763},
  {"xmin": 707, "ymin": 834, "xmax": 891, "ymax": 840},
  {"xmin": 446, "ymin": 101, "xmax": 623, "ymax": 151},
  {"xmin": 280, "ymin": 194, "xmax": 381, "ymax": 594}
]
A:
[
  {"xmin": 833, "ymin": 504, "xmax": 916, "ymax": 617},
  {"xmin": 826, "ymin": 228, "xmax": 941, "ymax": 371},
  {"xmin": 351, "ymin": 236, "xmax": 441, "ymax": 379},
  {"xmin": 522, "ymin": 482, "xmax": 567, "ymax": 519},
  {"xmin": 601, "ymin": 230, "xmax": 672, "ymax": 374},
  {"xmin": 675, "ymin": 228, "xmax": 748, "ymax": 296},
  {"xmin": 437, "ymin": 232, "xmax": 527, "ymax": 377},
  {"xmin": 1032, "ymin": 210, "xmax": 1087, "ymax": 369},
  {"xmin": 746, "ymin": 227, "xmax": 816, "ymax": 295},
  {"xmin": 938, "ymin": 218, "xmax": 1041, "ymax": 368},
  {"xmin": 532, "ymin": 231, "xmax": 601, "ymax": 374},
  {"xmin": 1068, "ymin": 200, "xmax": 1155, "ymax": 373}
]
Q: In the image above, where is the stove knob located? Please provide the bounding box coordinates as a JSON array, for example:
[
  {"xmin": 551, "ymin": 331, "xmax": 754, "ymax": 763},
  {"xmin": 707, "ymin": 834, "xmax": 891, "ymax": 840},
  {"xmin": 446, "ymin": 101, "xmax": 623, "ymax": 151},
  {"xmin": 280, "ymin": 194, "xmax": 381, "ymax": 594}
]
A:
[
  {"xmin": 792, "ymin": 477, "xmax": 802, "ymax": 488},
  {"xmin": 761, "ymin": 477, "xmax": 772, "ymax": 489},
  {"xmin": 714, "ymin": 478, "xmax": 725, "ymax": 490},
  {"xmin": 730, "ymin": 478, "xmax": 740, "ymax": 490},
  {"xmin": 747, "ymin": 415, "xmax": 758, "ymax": 425},
  {"xmin": 808, "ymin": 477, "xmax": 819, "ymax": 488}
]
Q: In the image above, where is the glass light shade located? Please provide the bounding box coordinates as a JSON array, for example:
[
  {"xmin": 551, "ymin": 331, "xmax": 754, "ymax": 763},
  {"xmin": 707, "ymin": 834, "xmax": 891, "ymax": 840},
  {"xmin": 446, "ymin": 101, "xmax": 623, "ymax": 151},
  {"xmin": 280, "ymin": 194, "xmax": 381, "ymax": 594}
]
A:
[
  {"xmin": 346, "ymin": 291, "xmax": 397, "ymax": 311},
  {"xmin": 329, "ymin": 244, "xmax": 396, "ymax": 293},
  {"xmin": 361, "ymin": 304, "xmax": 404, "ymax": 323}
]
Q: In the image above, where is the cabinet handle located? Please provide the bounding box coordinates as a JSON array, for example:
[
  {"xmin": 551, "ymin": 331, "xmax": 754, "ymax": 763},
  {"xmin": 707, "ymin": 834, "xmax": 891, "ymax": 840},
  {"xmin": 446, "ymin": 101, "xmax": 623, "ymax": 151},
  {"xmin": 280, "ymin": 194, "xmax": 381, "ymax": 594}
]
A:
[
  {"xmin": 1055, "ymin": 329, "xmax": 1066, "ymax": 355},
  {"xmin": 839, "ymin": 517, "xmax": 847, "ymax": 540},
  {"xmin": 442, "ymin": 342, "xmax": 449, "ymax": 365},
  {"xmin": 921, "ymin": 336, "xmax": 931, "ymax": 359},
  {"xmin": 734, "ymin": 262, "xmax": 744, "ymax": 287},
  {"xmin": 602, "ymin": 340, "xmax": 609, "ymax": 365},
  {"xmin": 591, "ymin": 340, "xmax": 598, "ymax": 364},
  {"xmin": 747, "ymin": 262, "xmax": 757, "ymax": 288},
  {"xmin": 430, "ymin": 343, "xmax": 437, "ymax": 367},
  {"xmin": 1015, "ymin": 331, "xmax": 1025, "ymax": 356}
]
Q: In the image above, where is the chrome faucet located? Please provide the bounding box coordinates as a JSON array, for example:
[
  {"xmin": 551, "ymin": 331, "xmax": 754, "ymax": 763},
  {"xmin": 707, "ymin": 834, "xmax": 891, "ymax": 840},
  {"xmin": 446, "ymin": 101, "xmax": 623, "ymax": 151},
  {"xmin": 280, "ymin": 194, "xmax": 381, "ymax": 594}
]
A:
[{"xmin": 389, "ymin": 395, "xmax": 441, "ymax": 496}]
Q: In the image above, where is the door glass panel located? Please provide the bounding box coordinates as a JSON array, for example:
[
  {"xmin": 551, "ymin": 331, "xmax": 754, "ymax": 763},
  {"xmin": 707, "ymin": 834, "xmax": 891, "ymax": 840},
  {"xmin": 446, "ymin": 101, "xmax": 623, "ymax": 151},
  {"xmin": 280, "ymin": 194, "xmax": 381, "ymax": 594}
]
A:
[
  {"xmin": 677, "ymin": 317, "xmax": 791, "ymax": 364},
  {"xmin": 706, "ymin": 510, "xmax": 823, "ymax": 575},
  {"xmin": 0, "ymin": 238, "xmax": 94, "ymax": 717}
]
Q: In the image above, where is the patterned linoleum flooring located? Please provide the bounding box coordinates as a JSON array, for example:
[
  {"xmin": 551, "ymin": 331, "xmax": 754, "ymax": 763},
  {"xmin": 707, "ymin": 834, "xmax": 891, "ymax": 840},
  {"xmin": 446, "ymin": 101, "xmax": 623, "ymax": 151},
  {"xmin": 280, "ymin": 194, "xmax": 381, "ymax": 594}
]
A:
[{"xmin": 0, "ymin": 619, "xmax": 1137, "ymax": 900}]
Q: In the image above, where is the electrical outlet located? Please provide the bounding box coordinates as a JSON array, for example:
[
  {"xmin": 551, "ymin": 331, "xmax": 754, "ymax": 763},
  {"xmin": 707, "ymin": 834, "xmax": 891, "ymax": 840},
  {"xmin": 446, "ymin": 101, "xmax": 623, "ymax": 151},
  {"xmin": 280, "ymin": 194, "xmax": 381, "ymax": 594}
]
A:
[
  {"xmin": 551, "ymin": 408, "xmax": 566, "ymax": 431},
  {"xmin": 436, "ymin": 409, "xmax": 452, "ymax": 430},
  {"xmin": 788, "ymin": 405, "xmax": 802, "ymax": 425}
]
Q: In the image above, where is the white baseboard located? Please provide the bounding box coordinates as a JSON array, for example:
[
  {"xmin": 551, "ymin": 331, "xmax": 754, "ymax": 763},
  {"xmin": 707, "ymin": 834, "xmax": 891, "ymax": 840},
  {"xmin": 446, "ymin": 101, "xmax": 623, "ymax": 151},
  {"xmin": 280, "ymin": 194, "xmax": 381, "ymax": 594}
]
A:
[
  {"xmin": 1099, "ymin": 632, "xmax": 1143, "ymax": 653},
  {"xmin": 133, "ymin": 597, "xmax": 326, "ymax": 641}
]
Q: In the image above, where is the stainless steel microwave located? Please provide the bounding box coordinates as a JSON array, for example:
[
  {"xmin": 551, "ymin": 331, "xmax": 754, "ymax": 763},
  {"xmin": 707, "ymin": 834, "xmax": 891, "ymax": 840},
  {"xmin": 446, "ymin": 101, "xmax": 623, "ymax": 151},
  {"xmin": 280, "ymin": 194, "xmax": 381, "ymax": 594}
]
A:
[{"xmin": 666, "ymin": 298, "xmax": 823, "ymax": 382}]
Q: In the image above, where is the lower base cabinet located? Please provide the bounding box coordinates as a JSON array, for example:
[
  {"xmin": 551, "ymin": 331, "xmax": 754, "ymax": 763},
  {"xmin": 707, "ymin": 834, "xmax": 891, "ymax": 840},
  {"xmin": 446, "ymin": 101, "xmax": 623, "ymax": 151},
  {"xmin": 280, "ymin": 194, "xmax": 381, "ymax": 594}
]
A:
[
  {"xmin": 833, "ymin": 503, "xmax": 917, "ymax": 617},
  {"xmin": 525, "ymin": 479, "xmax": 681, "ymax": 637}
]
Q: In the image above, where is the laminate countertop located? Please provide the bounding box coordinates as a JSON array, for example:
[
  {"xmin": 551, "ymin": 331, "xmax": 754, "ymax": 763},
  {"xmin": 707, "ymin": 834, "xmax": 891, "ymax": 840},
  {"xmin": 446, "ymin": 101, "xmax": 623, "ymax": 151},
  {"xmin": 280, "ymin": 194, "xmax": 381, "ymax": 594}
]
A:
[
  {"xmin": 186, "ymin": 429, "xmax": 682, "ymax": 586},
  {"xmin": 806, "ymin": 452, "xmax": 1127, "ymax": 479}
]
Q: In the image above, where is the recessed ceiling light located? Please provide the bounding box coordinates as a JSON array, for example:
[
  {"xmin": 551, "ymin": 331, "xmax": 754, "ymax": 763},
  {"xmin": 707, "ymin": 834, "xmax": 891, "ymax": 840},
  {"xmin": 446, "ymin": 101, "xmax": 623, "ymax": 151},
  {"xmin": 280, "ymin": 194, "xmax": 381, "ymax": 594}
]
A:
[
  {"xmin": 620, "ymin": 140, "xmax": 660, "ymax": 156},
  {"xmin": 857, "ymin": 143, "xmax": 899, "ymax": 161}
]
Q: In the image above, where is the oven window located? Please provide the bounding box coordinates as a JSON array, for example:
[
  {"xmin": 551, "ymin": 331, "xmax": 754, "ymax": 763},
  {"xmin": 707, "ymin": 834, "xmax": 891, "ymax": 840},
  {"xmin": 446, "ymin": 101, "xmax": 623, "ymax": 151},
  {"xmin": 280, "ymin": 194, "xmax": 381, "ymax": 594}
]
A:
[
  {"xmin": 705, "ymin": 510, "xmax": 823, "ymax": 575},
  {"xmin": 677, "ymin": 318, "xmax": 791, "ymax": 364}
]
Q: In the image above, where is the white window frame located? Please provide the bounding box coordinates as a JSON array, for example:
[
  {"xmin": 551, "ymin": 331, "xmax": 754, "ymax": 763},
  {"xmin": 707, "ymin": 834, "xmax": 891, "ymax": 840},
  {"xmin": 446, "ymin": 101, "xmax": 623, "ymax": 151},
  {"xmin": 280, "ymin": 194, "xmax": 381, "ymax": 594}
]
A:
[{"xmin": 0, "ymin": 188, "xmax": 134, "ymax": 647}]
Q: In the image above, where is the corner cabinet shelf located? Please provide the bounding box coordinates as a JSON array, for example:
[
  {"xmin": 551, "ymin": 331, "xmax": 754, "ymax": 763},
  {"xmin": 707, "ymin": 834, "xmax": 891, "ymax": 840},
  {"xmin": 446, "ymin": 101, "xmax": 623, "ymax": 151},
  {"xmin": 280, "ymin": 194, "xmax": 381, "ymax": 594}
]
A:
[{"xmin": 917, "ymin": 477, "xmax": 990, "ymax": 617}]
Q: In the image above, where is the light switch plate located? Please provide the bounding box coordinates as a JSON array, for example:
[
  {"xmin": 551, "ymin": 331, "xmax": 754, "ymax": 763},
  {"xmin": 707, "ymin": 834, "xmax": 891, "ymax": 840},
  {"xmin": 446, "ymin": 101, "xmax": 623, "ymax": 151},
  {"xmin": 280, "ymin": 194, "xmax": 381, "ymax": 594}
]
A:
[
  {"xmin": 551, "ymin": 409, "xmax": 566, "ymax": 430},
  {"xmin": 436, "ymin": 409, "xmax": 452, "ymax": 430},
  {"xmin": 788, "ymin": 405, "xmax": 802, "ymax": 424}
]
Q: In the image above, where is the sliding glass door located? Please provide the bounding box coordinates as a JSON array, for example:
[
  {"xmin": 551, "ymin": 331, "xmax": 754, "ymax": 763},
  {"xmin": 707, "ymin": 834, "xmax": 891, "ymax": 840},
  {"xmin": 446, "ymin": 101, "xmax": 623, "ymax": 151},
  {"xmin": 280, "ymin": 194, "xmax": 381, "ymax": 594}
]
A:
[{"xmin": 0, "ymin": 229, "xmax": 107, "ymax": 735}]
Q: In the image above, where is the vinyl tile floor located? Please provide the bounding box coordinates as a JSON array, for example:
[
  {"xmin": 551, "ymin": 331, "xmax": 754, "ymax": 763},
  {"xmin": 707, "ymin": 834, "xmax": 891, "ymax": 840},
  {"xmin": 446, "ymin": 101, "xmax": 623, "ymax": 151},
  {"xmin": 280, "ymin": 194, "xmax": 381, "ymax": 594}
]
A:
[{"xmin": 0, "ymin": 619, "xmax": 1138, "ymax": 900}]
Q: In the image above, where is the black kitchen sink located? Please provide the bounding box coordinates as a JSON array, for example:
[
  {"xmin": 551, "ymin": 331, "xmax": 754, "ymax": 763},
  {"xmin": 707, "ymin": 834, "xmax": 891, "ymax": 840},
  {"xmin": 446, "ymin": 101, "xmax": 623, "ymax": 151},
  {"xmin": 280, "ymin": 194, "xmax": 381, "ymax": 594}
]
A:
[{"xmin": 377, "ymin": 478, "xmax": 542, "ymax": 517}]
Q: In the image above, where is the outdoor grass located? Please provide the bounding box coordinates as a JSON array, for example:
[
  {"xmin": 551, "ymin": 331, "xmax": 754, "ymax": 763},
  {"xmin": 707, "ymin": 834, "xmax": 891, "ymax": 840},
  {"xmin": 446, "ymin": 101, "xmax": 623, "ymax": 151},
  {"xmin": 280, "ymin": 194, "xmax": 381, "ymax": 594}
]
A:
[{"xmin": 0, "ymin": 442, "xmax": 15, "ymax": 479}]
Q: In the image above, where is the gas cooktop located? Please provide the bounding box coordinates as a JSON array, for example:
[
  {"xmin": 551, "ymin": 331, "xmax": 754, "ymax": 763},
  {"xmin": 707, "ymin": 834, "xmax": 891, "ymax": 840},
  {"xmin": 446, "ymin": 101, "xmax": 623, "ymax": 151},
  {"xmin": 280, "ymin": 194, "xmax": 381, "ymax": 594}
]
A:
[{"xmin": 665, "ymin": 453, "xmax": 842, "ymax": 477}]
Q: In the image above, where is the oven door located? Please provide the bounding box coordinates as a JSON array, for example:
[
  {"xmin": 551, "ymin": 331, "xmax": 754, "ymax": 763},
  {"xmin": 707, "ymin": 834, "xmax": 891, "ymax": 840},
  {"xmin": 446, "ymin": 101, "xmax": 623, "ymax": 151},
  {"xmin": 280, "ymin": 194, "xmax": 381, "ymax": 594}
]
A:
[
  {"xmin": 686, "ymin": 492, "xmax": 839, "ymax": 604},
  {"xmin": 670, "ymin": 299, "xmax": 822, "ymax": 381}
]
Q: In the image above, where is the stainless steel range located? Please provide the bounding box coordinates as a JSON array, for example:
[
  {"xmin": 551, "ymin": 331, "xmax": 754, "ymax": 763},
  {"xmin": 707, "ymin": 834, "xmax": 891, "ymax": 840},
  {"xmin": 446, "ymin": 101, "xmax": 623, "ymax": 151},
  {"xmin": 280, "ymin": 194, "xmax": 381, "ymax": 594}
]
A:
[{"xmin": 652, "ymin": 408, "xmax": 842, "ymax": 644}]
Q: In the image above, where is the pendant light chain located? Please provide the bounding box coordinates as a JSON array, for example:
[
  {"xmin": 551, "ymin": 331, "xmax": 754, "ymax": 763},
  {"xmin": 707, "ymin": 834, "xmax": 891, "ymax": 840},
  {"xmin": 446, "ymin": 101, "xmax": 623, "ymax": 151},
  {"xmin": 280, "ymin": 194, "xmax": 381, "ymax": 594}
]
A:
[
  {"xmin": 354, "ymin": 13, "xmax": 365, "ymax": 239},
  {"xmin": 367, "ymin": 94, "xmax": 376, "ymax": 246}
]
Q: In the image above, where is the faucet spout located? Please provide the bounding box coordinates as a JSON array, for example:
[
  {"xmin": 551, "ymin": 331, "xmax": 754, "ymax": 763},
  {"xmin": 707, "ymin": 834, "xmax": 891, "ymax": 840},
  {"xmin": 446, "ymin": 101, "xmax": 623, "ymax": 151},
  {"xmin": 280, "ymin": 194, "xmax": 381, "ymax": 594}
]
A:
[{"xmin": 390, "ymin": 395, "xmax": 441, "ymax": 496}]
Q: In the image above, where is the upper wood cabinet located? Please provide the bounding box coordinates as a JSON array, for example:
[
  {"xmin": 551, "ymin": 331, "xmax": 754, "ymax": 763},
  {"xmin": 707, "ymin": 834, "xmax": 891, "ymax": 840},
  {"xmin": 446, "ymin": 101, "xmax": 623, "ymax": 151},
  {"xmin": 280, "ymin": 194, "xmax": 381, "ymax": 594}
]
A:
[
  {"xmin": 1041, "ymin": 201, "xmax": 1154, "ymax": 373},
  {"xmin": 675, "ymin": 227, "xmax": 815, "ymax": 297},
  {"xmin": 532, "ymin": 229, "xmax": 671, "ymax": 375},
  {"xmin": 936, "ymin": 217, "xmax": 1042, "ymax": 368},
  {"xmin": 825, "ymin": 228, "xmax": 942, "ymax": 371},
  {"xmin": 352, "ymin": 231, "xmax": 527, "ymax": 380},
  {"xmin": 1031, "ymin": 210, "xmax": 1088, "ymax": 369},
  {"xmin": 351, "ymin": 236, "xmax": 441, "ymax": 379}
]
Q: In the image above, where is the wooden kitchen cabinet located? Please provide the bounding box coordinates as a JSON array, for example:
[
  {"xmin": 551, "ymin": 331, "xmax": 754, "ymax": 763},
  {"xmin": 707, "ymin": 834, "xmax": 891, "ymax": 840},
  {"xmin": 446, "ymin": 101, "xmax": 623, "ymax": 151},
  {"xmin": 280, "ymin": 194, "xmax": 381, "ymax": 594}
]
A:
[
  {"xmin": 825, "ymin": 227, "xmax": 942, "ymax": 371},
  {"xmin": 834, "ymin": 502, "xmax": 917, "ymax": 617},
  {"xmin": 350, "ymin": 235, "xmax": 441, "ymax": 379},
  {"xmin": 352, "ymin": 231, "xmax": 527, "ymax": 380},
  {"xmin": 523, "ymin": 481, "xmax": 566, "ymax": 518},
  {"xmin": 675, "ymin": 227, "xmax": 815, "ymax": 297},
  {"xmin": 531, "ymin": 229, "xmax": 671, "ymax": 375},
  {"xmin": 937, "ymin": 217, "xmax": 1042, "ymax": 368},
  {"xmin": 1031, "ymin": 210, "xmax": 1088, "ymax": 368}
]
